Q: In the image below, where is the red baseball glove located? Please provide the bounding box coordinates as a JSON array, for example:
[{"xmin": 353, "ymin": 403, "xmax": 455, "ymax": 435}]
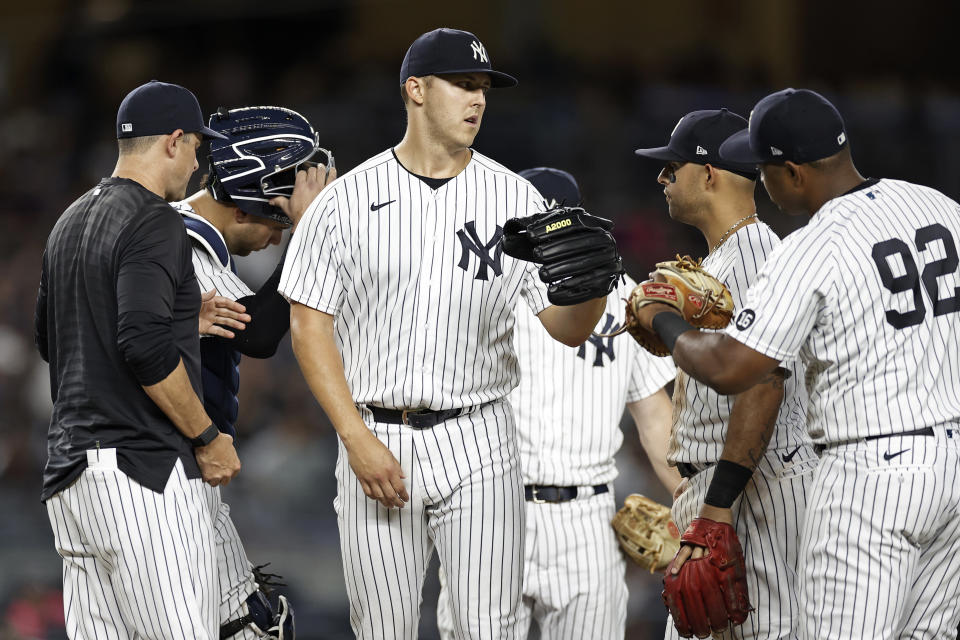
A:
[{"xmin": 662, "ymin": 517, "xmax": 752, "ymax": 638}]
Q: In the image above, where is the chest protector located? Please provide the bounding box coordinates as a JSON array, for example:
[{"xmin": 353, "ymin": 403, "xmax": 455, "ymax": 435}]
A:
[{"xmin": 183, "ymin": 216, "xmax": 241, "ymax": 438}]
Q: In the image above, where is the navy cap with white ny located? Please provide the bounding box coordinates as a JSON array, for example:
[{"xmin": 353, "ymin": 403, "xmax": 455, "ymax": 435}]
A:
[{"xmin": 400, "ymin": 28, "xmax": 517, "ymax": 88}]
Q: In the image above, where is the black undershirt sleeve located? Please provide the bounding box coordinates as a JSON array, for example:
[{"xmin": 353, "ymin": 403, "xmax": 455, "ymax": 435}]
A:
[
  {"xmin": 116, "ymin": 208, "xmax": 185, "ymax": 385},
  {"xmin": 221, "ymin": 255, "xmax": 290, "ymax": 359}
]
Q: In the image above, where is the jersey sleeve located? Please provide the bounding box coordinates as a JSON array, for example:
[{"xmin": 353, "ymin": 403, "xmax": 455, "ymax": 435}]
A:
[
  {"xmin": 278, "ymin": 188, "xmax": 344, "ymax": 315},
  {"xmin": 725, "ymin": 228, "xmax": 837, "ymax": 361},
  {"xmin": 627, "ymin": 343, "xmax": 676, "ymax": 402},
  {"xmin": 117, "ymin": 205, "xmax": 192, "ymax": 318},
  {"xmin": 519, "ymin": 186, "xmax": 551, "ymax": 314},
  {"xmin": 190, "ymin": 247, "xmax": 253, "ymax": 301}
]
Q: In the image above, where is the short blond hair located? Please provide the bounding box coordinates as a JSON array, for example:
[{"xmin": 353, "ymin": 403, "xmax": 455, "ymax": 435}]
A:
[{"xmin": 117, "ymin": 134, "xmax": 164, "ymax": 155}]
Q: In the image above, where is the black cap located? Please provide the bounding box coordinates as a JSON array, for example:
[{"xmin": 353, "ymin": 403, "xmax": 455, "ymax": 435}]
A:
[
  {"xmin": 116, "ymin": 80, "xmax": 227, "ymax": 140},
  {"xmin": 519, "ymin": 167, "xmax": 582, "ymax": 206},
  {"xmin": 634, "ymin": 108, "xmax": 758, "ymax": 177},
  {"xmin": 719, "ymin": 88, "xmax": 847, "ymax": 164},
  {"xmin": 400, "ymin": 28, "xmax": 517, "ymax": 88}
]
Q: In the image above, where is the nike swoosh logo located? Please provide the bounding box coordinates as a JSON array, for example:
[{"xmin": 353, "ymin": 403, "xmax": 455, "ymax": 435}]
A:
[
  {"xmin": 883, "ymin": 449, "xmax": 909, "ymax": 461},
  {"xmin": 781, "ymin": 446, "xmax": 802, "ymax": 463},
  {"xmin": 370, "ymin": 200, "xmax": 395, "ymax": 212}
]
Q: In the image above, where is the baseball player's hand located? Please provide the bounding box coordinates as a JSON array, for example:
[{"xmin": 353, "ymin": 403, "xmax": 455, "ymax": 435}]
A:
[
  {"xmin": 270, "ymin": 164, "xmax": 337, "ymax": 228},
  {"xmin": 346, "ymin": 431, "xmax": 409, "ymax": 508},
  {"xmin": 195, "ymin": 432, "xmax": 242, "ymax": 487},
  {"xmin": 199, "ymin": 289, "xmax": 251, "ymax": 339},
  {"xmin": 669, "ymin": 504, "xmax": 734, "ymax": 573}
]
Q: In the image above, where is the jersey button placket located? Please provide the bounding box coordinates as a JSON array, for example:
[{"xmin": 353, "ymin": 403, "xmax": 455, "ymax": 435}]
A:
[{"xmin": 412, "ymin": 195, "xmax": 437, "ymax": 383}]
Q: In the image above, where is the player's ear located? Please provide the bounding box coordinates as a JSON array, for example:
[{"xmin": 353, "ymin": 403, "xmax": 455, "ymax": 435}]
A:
[
  {"xmin": 164, "ymin": 130, "xmax": 184, "ymax": 158},
  {"xmin": 784, "ymin": 161, "xmax": 803, "ymax": 187},
  {"xmin": 405, "ymin": 77, "xmax": 426, "ymax": 106},
  {"xmin": 703, "ymin": 164, "xmax": 717, "ymax": 190}
]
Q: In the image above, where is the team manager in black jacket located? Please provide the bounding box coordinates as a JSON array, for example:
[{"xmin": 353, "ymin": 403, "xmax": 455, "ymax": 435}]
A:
[{"xmin": 34, "ymin": 80, "xmax": 241, "ymax": 639}]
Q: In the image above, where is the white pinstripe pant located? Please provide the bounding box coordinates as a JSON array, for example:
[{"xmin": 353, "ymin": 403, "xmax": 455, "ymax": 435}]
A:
[
  {"xmin": 798, "ymin": 426, "xmax": 960, "ymax": 640},
  {"xmin": 666, "ymin": 445, "xmax": 816, "ymax": 640},
  {"xmin": 335, "ymin": 400, "xmax": 526, "ymax": 640},
  {"xmin": 46, "ymin": 450, "xmax": 220, "ymax": 640},
  {"xmin": 214, "ymin": 501, "xmax": 260, "ymax": 639},
  {"xmin": 437, "ymin": 489, "xmax": 627, "ymax": 640}
]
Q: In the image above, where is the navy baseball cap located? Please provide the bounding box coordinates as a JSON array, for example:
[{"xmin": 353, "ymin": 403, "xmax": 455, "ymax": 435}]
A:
[
  {"xmin": 400, "ymin": 28, "xmax": 517, "ymax": 88},
  {"xmin": 116, "ymin": 80, "xmax": 227, "ymax": 140},
  {"xmin": 519, "ymin": 167, "xmax": 582, "ymax": 206},
  {"xmin": 719, "ymin": 88, "xmax": 847, "ymax": 164},
  {"xmin": 634, "ymin": 108, "xmax": 758, "ymax": 178}
]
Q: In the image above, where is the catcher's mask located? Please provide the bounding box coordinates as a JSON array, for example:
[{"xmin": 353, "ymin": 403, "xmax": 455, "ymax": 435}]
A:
[{"xmin": 206, "ymin": 106, "xmax": 333, "ymax": 227}]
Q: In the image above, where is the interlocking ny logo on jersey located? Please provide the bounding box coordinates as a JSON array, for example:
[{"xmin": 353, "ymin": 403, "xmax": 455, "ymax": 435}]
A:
[
  {"xmin": 457, "ymin": 221, "xmax": 503, "ymax": 280},
  {"xmin": 577, "ymin": 313, "xmax": 619, "ymax": 366}
]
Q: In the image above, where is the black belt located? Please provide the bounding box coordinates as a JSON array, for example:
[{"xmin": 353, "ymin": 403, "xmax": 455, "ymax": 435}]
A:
[
  {"xmin": 676, "ymin": 462, "xmax": 714, "ymax": 479},
  {"xmin": 524, "ymin": 484, "xmax": 609, "ymax": 503},
  {"xmin": 367, "ymin": 406, "xmax": 465, "ymax": 429},
  {"xmin": 814, "ymin": 427, "xmax": 935, "ymax": 455}
]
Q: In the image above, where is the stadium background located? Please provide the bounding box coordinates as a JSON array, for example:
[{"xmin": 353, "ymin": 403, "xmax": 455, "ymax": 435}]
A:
[{"xmin": 0, "ymin": 1, "xmax": 956, "ymax": 637}]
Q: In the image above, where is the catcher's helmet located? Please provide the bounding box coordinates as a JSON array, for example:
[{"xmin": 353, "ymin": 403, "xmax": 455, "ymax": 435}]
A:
[{"xmin": 206, "ymin": 106, "xmax": 333, "ymax": 226}]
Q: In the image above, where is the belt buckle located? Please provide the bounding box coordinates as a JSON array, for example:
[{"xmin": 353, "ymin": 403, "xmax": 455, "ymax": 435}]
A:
[
  {"xmin": 531, "ymin": 486, "xmax": 548, "ymax": 504},
  {"xmin": 401, "ymin": 409, "xmax": 426, "ymax": 427}
]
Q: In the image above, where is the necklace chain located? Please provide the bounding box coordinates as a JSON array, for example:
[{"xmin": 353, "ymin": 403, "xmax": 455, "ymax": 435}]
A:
[{"xmin": 711, "ymin": 213, "xmax": 758, "ymax": 253}]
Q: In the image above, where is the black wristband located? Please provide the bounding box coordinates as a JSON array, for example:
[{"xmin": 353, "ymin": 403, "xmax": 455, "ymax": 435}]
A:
[
  {"xmin": 651, "ymin": 311, "xmax": 695, "ymax": 353},
  {"xmin": 704, "ymin": 460, "xmax": 754, "ymax": 508},
  {"xmin": 190, "ymin": 424, "xmax": 220, "ymax": 448}
]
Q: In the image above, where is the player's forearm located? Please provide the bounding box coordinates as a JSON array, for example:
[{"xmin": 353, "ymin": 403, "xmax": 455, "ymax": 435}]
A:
[
  {"xmin": 719, "ymin": 369, "xmax": 786, "ymax": 471},
  {"xmin": 537, "ymin": 296, "xmax": 606, "ymax": 346},
  {"xmin": 628, "ymin": 389, "xmax": 683, "ymax": 493},
  {"xmin": 699, "ymin": 368, "xmax": 786, "ymax": 513},
  {"xmin": 289, "ymin": 303, "xmax": 370, "ymax": 444},
  {"xmin": 142, "ymin": 359, "xmax": 215, "ymax": 440},
  {"xmin": 672, "ymin": 329, "xmax": 777, "ymax": 395}
]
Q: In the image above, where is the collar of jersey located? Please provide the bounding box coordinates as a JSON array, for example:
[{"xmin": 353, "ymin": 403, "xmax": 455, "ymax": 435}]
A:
[
  {"xmin": 390, "ymin": 148, "xmax": 473, "ymax": 190},
  {"xmin": 177, "ymin": 206, "xmax": 231, "ymax": 270}
]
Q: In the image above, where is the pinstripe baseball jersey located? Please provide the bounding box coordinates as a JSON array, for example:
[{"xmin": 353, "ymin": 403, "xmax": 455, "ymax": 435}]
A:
[
  {"xmin": 513, "ymin": 274, "xmax": 675, "ymax": 485},
  {"xmin": 728, "ymin": 179, "xmax": 960, "ymax": 443},
  {"xmin": 278, "ymin": 149, "xmax": 551, "ymax": 409},
  {"xmin": 173, "ymin": 204, "xmax": 253, "ymax": 301},
  {"xmin": 669, "ymin": 221, "xmax": 808, "ymax": 465}
]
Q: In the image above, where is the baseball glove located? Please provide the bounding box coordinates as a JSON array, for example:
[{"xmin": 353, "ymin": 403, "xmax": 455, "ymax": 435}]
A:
[
  {"xmin": 611, "ymin": 494, "xmax": 681, "ymax": 573},
  {"xmin": 502, "ymin": 205, "xmax": 625, "ymax": 306},
  {"xmin": 662, "ymin": 518, "xmax": 752, "ymax": 638},
  {"xmin": 599, "ymin": 255, "xmax": 734, "ymax": 356}
]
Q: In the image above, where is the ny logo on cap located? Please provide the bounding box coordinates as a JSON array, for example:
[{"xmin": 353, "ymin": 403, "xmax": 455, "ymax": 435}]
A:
[
  {"xmin": 696, "ymin": 146, "xmax": 708, "ymax": 156},
  {"xmin": 470, "ymin": 40, "xmax": 488, "ymax": 63}
]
